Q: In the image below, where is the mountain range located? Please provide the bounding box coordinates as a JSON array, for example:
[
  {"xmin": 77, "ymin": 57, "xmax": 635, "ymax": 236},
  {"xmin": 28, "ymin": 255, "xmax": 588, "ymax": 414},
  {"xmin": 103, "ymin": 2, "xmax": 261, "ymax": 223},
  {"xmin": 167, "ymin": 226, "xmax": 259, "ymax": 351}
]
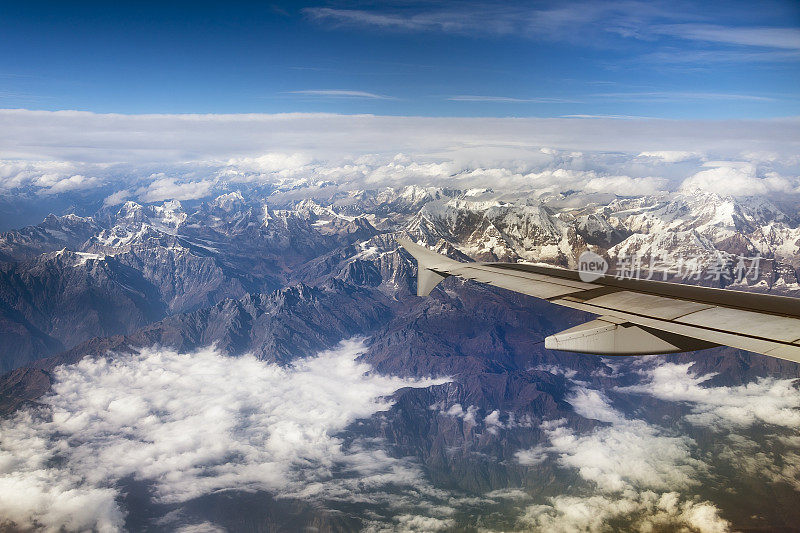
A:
[{"xmin": 1, "ymin": 185, "xmax": 799, "ymax": 531}]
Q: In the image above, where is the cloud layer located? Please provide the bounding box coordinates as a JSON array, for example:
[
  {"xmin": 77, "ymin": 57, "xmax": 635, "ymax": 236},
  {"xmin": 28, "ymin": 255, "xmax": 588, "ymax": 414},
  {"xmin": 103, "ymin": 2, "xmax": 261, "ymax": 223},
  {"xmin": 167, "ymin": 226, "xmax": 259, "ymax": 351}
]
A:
[
  {"xmin": 4, "ymin": 110, "xmax": 798, "ymax": 164},
  {"xmin": 1, "ymin": 110, "xmax": 798, "ymax": 202},
  {"xmin": 0, "ymin": 340, "xmax": 449, "ymax": 531}
]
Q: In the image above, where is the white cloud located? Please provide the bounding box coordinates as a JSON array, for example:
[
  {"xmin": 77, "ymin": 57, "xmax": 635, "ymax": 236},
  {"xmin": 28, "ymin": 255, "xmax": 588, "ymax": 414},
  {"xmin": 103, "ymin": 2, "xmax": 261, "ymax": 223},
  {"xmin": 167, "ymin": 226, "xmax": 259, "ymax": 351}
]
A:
[
  {"xmin": 0, "ymin": 340, "xmax": 450, "ymax": 531},
  {"xmin": 641, "ymin": 48, "xmax": 800, "ymax": 65},
  {"xmin": 442, "ymin": 403, "xmax": 479, "ymax": 424},
  {"xmin": 172, "ymin": 522, "xmax": 227, "ymax": 533},
  {"xmin": 595, "ymin": 91, "xmax": 776, "ymax": 102},
  {"xmin": 0, "ymin": 110, "xmax": 798, "ymax": 200},
  {"xmin": 393, "ymin": 514, "xmax": 455, "ymax": 531},
  {"xmin": 679, "ymin": 162, "xmax": 796, "ymax": 197},
  {"xmin": 303, "ymin": 3, "xmax": 673, "ymax": 45},
  {"xmin": 2, "ymin": 110, "xmax": 798, "ymax": 165},
  {"xmin": 546, "ymin": 389, "xmax": 704, "ymax": 493},
  {"xmin": 0, "ymin": 159, "xmax": 87, "ymax": 192},
  {"xmin": 717, "ymin": 435, "xmax": 800, "ymax": 491},
  {"xmin": 520, "ymin": 491, "xmax": 729, "ymax": 533},
  {"xmin": 566, "ymin": 388, "xmax": 626, "ymax": 424},
  {"xmin": 514, "ymin": 385, "xmax": 725, "ymax": 531},
  {"xmin": 613, "ymin": 361, "xmax": 800, "ymax": 500},
  {"xmin": 102, "ymin": 188, "xmax": 133, "ymax": 206},
  {"xmin": 638, "ymin": 150, "xmax": 702, "ymax": 163},
  {"xmin": 583, "ymin": 174, "xmax": 668, "ymax": 195},
  {"xmin": 224, "ymin": 152, "xmax": 313, "ymax": 174},
  {"xmin": 289, "ymin": 90, "xmax": 394, "ymax": 99},
  {"xmin": 36, "ymin": 173, "xmax": 103, "ymax": 194},
  {"xmin": 533, "ymin": 364, "xmax": 579, "ymax": 379},
  {"xmin": 137, "ymin": 176, "xmax": 215, "ymax": 202},
  {"xmin": 655, "ymin": 24, "xmax": 800, "ymax": 50},
  {"xmin": 617, "ymin": 362, "xmax": 800, "ymax": 429},
  {"xmin": 515, "ymin": 445, "xmax": 549, "ymax": 466},
  {"xmin": 448, "ymin": 95, "xmax": 578, "ymax": 103}
]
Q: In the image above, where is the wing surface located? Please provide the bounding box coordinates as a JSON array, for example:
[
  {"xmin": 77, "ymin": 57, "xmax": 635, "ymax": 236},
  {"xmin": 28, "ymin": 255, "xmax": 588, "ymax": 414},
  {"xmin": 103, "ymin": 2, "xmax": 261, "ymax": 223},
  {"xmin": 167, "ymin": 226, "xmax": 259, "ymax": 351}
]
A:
[{"xmin": 398, "ymin": 238, "xmax": 800, "ymax": 363}]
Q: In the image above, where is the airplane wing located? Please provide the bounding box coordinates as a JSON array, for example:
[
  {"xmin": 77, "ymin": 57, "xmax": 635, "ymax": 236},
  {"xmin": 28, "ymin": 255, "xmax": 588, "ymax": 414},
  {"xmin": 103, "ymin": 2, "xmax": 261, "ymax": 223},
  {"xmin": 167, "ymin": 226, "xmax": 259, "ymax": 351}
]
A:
[{"xmin": 397, "ymin": 238, "xmax": 800, "ymax": 364}]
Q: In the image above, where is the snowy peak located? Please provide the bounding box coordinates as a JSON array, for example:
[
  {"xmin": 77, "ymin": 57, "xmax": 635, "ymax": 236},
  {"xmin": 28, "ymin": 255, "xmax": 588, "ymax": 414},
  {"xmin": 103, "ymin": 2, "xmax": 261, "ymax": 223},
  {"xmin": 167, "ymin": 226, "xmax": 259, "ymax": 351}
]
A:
[
  {"xmin": 618, "ymin": 192, "xmax": 786, "ymax": 241},
  {"xmin": 0, "ymin": 213, "xmax": 99, "ymax": 261},
  {"xmin": 210, "ymin": 191, "xmax": 245, "ymax": 212}
]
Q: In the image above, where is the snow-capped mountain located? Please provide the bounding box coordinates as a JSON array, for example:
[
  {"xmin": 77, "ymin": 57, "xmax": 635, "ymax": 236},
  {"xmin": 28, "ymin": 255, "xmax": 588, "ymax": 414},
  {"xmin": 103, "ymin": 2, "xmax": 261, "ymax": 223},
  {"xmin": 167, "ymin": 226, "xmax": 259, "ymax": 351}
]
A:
[{"xmin": 3, "ymin": 185, "xmax": 800, "ymax": 372}]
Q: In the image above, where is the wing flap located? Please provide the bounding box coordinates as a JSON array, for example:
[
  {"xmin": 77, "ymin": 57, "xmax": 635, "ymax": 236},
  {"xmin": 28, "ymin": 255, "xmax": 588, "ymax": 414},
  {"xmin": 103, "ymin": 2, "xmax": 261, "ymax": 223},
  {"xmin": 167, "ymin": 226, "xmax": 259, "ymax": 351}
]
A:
[
  {"xmin": 674, "ymin": 307, "xmax": 800, "ymax": 343},
  {"xmin": 447, "ymin": 265, "xmax": 595, "ymax": 300},
  {"xmin": 571, "ymin": 290, "xmax": 715, "ymax": 321}
]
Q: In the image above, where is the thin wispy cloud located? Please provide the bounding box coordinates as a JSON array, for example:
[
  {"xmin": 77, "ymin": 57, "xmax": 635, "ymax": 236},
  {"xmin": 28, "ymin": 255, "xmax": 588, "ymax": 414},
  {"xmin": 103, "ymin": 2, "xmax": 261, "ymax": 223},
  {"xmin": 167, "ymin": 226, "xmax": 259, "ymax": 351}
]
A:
[
  {"xmin": 304, "ymin": 3, "xmax": 799, "ymax": 52},
  {"xmin": 448, "ymin": 95, "xmax": 580, "ymax": 103},
  {"xmin": 655, "ymin": 24, "xmax": 800, "ymax": 51},
  {"xmin": 304, "ymin": 3, "xmax": 800, "ymax": 70},
  {"xmin": 303, "ymin": 3, "xmax": 669, "ymax": 42},
  {"xmin": 593, "ymin": 91, "xmax": 778, "ymax": 102},
  {"xmin": 287, "ymin": 89, "xmax": 394, "ymax": 100},
  {"xmin": 641, "ymin": 48, "xmax": 800, "ymax": 65},
  {"xmin": 303, "ymin": 6, "xmax": 537, "ymax": 36},
  {"xmin": 561, "ymin": 114, "xmax": 650, "ymax": 119}
]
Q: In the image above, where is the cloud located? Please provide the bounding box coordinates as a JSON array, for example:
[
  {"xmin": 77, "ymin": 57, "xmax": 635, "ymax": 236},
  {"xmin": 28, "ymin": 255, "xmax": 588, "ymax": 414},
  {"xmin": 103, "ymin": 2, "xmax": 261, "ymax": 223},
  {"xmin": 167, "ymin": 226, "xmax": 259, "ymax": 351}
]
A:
[
  {"xmin": 35, "ymin": 173, "xmax": 104, "ymax": 194},
  {"xmin": 594, "ymin": 91, "xmax": 776, "ymax": 102},
  {"xmin": 617, "ymin": 362, "xmax": 800, "ymax": 429},
  {"xmin": 2, "ymin": 109, "xmax": 798, "ymax": 165},
  {"xmin": 615, "ymin": 360, "xmax": 800, "ymax": 499},
  {"xmin": 448, "ymin": 95, "xmax": 579, "ymax": 103},
  {"xmin": 220, "ymin": 152, "xmax": 315, "ymax": 184},
  {"xmin": 303, "ymin": 6, "xmax": 528, "ymax": 36},
  {"xmin": 392, "ymin": 514, "xmax": 455, "ymax": 532},
  {"xmin": 303, "ymin": 2, "xmax": 672, "ymax": 44},
  {"xmin": 551, "ymin": 390, "xmax": 704, "ymax": 493},
  {"xmin": 655, "ymin": 24, "xmax": 800, "ymax": 50},
  {"xmin": 429, "ymin": 402, "xmax": 534, "ymax": 437},
  {"xmin": 303, "ymin": 1, "xmax": 800, "ymax": 72},
  {"xmin": 172, "ymin": 522, "xmax": 227, "ymax": 533},
  {"xmin": 520, "ymin": 491, "xmax": 729, "ymax": 533},
  {"xmin": 583, "ymin": 175, "xmax": 668, "ymax": 195},
  {"xmin": 441, "ymin": 403, "xmax": 479, "ymax": 424},
  {"xmin": 562, "ymin": 114, "xmax": 650, "ymax": 119},
  {"xmin": 0, "ymin": 110, "xmax": 799, "ymax": 201},
  {"xmin": 639, "ymin": 48, "xmax": 800, "ymax": 65},
  {"xmin": 0, "ymin": 339, "xmax": 450, "ymax": 531},
  {"xmin": 717, "ymin": 435, "xmax": 800, "ymax": 491},
  {"xmin": 137, "ymin": 176, "xmax": 215, "ymax": 202},
  {"xmin": 680, "ymin": 165, "xmax": 797, "ymax": 197},
  {"xmin": 514, "ymin": 385, "xmax": 727, "ymax": 531},
  {"xmin": 288, "ymin": 90, "xmax": 394, "ymax": 100},
  {"xmin": 515, "ymin": 445, "xmax": 549, "ymax": 466},
  {"xmin": 0, "ymin": 159, "xmax": 85, "ymax": 191},
  {"xmin": 102, "ymin": 188, "xmax": 133, "ymax": 206},
  {"xmin": 638, "ymin": 150, "xmax": 702, "ymax": 163}
]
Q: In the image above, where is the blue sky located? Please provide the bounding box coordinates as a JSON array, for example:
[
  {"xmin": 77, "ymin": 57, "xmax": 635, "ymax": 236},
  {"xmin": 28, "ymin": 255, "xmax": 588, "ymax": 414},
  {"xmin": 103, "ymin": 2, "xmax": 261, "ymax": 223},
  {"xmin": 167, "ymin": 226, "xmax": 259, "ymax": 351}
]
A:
[{"xmin": 1, "ymin": 0, "xmax": 799, "ymax": 118}]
